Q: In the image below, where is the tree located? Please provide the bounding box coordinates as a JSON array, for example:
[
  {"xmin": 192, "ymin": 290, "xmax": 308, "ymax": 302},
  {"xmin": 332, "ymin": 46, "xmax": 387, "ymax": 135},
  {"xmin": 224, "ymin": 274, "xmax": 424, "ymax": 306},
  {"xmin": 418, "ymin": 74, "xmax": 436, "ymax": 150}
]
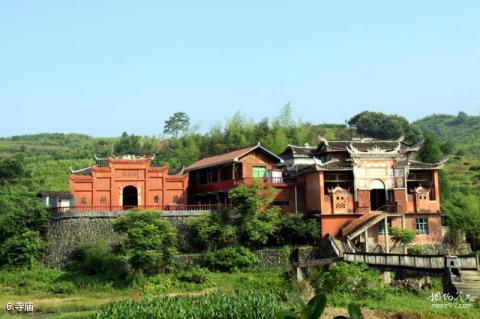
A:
[
  {"xmin": 389, "ymin": 227, "xmax": 416, "ymax": 253},
  {"xmin": 114, "ymin": 132, "xmax": 142, "ymax": 155},
  {"xmin": 0, "ymin": 186, "xmax": 49, "ymax": 268},
  {"xmin": 440, "ymin": 139, "xmax": 455, "ymax": 155},
  {"xmin": 0, "ymin": 156, "xmax": 29, "ymax": 184},
  {"xmin": 444, "ymin": 194, "xmax": 480, "ymax": 250},
  {"xmin": 228, "ymin": 182, "xmax": 281, "ymax": 247},
  {"xmin": 417, "ymin": 133, "xmax": 442, "ymax": 163},
  {"xmin": 453, "ymin": 111, "xmax": 468, "ymax": 124},
  {"xmin": 112, "ymin": 210, "xmax": 177, "ymax": 274},
  {"xmin": 163, "ymin": 112, "xmax": 190, "ymax": 138},
  {"xmin": 348, "ymin": 111, "xmax": 421, "ymax": 142}
]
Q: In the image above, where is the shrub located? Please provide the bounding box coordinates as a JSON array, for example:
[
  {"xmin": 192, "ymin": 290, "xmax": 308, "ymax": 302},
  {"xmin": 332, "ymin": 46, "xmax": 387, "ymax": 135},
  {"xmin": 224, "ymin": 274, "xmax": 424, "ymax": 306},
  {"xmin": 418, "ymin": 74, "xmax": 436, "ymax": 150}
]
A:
[
  {"xmin": 273, "ymin": 214, "xmax": 320, "ymax": 246},
  {"xmin": 67, "ymin": 241, "xmax": 130, "ymax": 281},
  {"xmin": 176, "ymin": 266, "xmax": 210, "ymax": 284},
  {"xmin": 48, "ymin": 281, "xmax": 76, "ymax": 294},
  {"xmin": 407, "ymin": 245, "xmax": 426, "ymax": 255},
  {"xmin": 186, "ymin": 216, "xmax": 237, "ymax": 251},
  {"xmin": 0, "ymin": 230, "xmax": 46, "ymax": 268},
  {"xmin": 201, "ymin": 246, "xmax": 259, "ymax": 272},
  {"xmin": 113, "ymin": 210, "xmax": 177, "ymax": 274},
  {"xmin": 314, "ymin": 262, "xmax": 390, "ymax": 299},
  {"xmin": 390, "ymin": 227, "xmax": 416, "ymax": 252}
]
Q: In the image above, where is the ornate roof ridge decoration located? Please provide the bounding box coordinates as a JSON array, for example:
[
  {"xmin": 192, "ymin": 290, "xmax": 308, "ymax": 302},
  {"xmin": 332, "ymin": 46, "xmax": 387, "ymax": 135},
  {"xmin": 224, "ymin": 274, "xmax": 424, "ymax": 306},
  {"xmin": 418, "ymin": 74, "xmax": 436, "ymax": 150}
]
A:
[
  {"xmin": 396, "ymin": 135, "xmax": 405, "ymax": 142},
  {"xmin": 70, "ymin": 166, "xmax": 92, "ymax": 176},
  {"xmin": 287, "ymin": 143, "xmax": 316, "ymax": 149},
  {"xmin": 409, "ymin": 184, "xmax": 432, "ymax": 194},
  {"xmin": 347, "ymin": 143, "xmax": 401, "ymax": 155},
  {"xmin": 318, "ymin": 135, "xmax": 329, "ymax": 146},
  {"xmin": 69, "ymin": 166, "xmax": 91, "ymax": 173},
  {"xmin": 112, "ymin": 154, "xmax": 149, "ymax": 160},
  {"xmin": 327, "ymin": 185, "xmax": 350, "ymax": 195}
]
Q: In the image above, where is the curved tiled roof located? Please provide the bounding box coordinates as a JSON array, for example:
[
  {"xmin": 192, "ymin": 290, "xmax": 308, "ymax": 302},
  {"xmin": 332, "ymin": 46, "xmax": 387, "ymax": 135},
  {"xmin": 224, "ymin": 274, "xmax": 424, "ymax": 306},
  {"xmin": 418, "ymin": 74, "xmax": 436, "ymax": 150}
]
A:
[
  {"xmin": 409, "ymin": 158, "xmax": 448, "ymax": 170},
  {"xmin": 279, "ymin": 144, "xmax": 316, "ymax": 159},
  {"xmin": 70, "ymin": 167, "xmax": 92, "ymax": 176}
]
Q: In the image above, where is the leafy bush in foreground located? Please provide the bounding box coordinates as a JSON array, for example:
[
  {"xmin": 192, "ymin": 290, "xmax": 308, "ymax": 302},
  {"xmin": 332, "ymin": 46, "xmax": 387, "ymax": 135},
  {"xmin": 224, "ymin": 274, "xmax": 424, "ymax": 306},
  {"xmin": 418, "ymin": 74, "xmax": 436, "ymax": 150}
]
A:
[
  {"xmin": 313, "ymin": 262, "xmax": 390, "ymax": 300},
  {"xmin": 201, "ymin": 246, "xmax": 259, "ymax": 272},
  {"xmin": 113, "ymin": 210, "xmax": 177, "ymax": 274},
  {"xmin": 176, "ymin": 266, "xmax": 210, "ymax": 284},
  {"xmin": 96, "ymin": 289, "xmax": 281, "ymax": 319},
  {"xmin": 67, "ymin": 241, "xmax": 130, "ymax": 281}
]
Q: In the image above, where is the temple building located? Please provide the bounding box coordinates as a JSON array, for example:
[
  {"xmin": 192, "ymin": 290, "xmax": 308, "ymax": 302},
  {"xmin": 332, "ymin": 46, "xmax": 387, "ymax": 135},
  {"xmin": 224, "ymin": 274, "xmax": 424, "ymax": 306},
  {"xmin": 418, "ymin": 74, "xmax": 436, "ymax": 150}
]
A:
[
  {"xmin": 61, "ymin": 136, "xmax": 446, "ymax": 253},
  {"xmin": 280, "ymin": 136, "xmax": 447, "ymax": 252},
  {"xmin": 69, "ymin": 155, "xmax": 188, "ymax": 209}
]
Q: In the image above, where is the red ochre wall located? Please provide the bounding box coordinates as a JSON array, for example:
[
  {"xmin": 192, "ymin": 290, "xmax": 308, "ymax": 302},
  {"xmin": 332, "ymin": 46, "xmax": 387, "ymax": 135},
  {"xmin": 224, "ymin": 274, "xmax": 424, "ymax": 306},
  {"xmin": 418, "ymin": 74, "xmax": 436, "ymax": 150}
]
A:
[{"xmin": 69, "ymin": 158, "xmax": 188, "ymax": 207}]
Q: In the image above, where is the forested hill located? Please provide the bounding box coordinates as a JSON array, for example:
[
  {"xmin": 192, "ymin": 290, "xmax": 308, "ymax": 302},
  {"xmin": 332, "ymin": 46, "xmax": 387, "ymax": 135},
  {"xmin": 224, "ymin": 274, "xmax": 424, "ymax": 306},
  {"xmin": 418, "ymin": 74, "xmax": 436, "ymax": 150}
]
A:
[
  {"xmin": 414, "ymin": 113, "xmax": 480, "ymax": 153},
  {"xmin": 1, "ymin": 110, "xmax": 479, "ymax": 193}
]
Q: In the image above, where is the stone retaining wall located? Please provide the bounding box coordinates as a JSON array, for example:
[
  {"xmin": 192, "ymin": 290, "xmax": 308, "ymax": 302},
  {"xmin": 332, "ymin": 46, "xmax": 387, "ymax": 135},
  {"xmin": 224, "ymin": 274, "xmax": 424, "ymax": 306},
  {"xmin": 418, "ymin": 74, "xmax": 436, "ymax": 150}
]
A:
[
  {"xmin": 44, "ymin": 213, "xmax": 317, "ymax": 269},
  {"xmin": 44, "ymin": 213, "xmax": 202, "ymax": 267}
]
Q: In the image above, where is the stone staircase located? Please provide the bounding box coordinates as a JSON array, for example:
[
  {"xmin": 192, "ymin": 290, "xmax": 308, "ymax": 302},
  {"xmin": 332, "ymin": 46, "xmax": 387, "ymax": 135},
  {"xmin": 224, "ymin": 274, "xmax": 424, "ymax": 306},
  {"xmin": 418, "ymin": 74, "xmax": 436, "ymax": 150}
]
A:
[{"xmin": 452, "ymin": 270, "xmax": 480, "ymax": 301}]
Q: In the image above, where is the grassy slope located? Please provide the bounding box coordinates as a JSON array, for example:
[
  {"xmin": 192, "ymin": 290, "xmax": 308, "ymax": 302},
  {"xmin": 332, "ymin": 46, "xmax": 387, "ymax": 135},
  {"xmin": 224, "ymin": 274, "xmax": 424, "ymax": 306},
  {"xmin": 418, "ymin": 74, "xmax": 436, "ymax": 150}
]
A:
[{"xmin": 414, "ymin": 114, "xmax": 480, "ymax": 192}]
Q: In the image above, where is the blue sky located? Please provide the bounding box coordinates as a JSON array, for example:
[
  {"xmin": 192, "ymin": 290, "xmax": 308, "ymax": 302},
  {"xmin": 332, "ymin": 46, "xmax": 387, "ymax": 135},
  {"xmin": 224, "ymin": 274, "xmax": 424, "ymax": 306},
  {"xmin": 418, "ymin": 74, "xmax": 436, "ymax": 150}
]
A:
[{"xmin": 1, "ymin": 1, "xmax": 479, "ymax": 137}]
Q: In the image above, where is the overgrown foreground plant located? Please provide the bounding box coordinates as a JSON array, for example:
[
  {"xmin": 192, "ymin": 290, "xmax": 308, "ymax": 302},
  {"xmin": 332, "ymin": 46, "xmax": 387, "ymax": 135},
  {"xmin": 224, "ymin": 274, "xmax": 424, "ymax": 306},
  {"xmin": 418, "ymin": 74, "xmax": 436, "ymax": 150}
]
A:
[
  {"xmin": 96, "ymin": 289, "xmax": 281, "ymax": 319},
  {"xmin": 112, "ymin": 210, "xmax": 177, "ymax": 274},
  {"xmin": 275, "ymin": 293, "xmax": 363, "ymax": 319}
]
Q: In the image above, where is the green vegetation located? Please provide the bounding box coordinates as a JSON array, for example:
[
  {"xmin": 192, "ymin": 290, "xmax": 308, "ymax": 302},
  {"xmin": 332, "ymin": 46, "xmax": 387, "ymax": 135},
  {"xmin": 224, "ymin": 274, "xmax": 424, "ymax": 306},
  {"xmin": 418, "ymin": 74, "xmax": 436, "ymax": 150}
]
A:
[
  {"xmin": 112, "ymin": 210, "xmax": 177, "ymax": 274},
  {"xmin": 201, "ymin": 246, "xmax": 259, "ymax": 272},
  {"xmin": 348, "ymin": 111, "xmax": 421, "ymax": 142},
  {"xmin": 0, "ymin": 158, "xmax": 49, "ymax": 268},
  {"xmin": 389, "ymin": 227, "xmax": 416, "ymax": 253},
  {"xmin": 96, "ymin": 289, "xmax": 282, "ymax": 319},
  {"xmin": 313, "ymin": 262, "xmax": 390, "ymax": 300}
]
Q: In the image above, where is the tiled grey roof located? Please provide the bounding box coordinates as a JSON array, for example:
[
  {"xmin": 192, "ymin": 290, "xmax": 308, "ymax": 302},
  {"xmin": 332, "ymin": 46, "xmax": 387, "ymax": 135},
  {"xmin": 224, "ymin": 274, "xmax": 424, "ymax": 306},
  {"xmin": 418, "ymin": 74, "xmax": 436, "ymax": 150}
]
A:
[
  {"xmin": 279, "ymin": 145, "xmax": 316, "ymax": 159},
  {"xmin": 71, "ymin": 167, "xmax": 92, "ymax": 176},
  {"xmin": 409, "ymin": 160, "xmax": 446, "ymax": 170},
  {"xmin": 37, "ymin": 191, "xmax": 73, "ymax": 199},
  {"xmin": 95, "ymin": 159, "xmax": 109, "ymax": 167},
  {"xmin": 318, "ymin": 161, "xmax": 352, "ymax": 170}
]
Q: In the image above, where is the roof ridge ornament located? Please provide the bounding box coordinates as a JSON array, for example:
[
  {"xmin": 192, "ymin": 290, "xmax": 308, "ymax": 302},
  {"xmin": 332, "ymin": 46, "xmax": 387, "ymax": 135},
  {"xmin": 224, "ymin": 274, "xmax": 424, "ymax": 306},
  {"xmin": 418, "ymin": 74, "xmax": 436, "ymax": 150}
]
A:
[
  {"xmin": 69, "ymin": 166, "xmax": 91, "ymax": 173},
  {"xmin": 318, "ymin": 135, "xmax": 329, "ymax": 146}
]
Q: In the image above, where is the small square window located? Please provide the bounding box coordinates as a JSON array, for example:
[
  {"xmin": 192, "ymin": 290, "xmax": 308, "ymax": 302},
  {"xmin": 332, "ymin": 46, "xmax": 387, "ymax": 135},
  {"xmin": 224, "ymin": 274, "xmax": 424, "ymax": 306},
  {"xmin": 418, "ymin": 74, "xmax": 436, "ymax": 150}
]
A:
[{"xmin": 415, "ymin": 218, "xmax": 429, "ymax": 235}]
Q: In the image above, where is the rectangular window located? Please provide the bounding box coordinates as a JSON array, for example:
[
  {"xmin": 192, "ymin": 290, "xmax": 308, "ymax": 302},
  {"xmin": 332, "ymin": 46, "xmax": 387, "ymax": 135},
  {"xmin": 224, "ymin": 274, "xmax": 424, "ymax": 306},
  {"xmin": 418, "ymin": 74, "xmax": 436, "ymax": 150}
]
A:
[
  {"xmin": 378, "ymin": 219, "xmax": 392, "ymax": 235},
  {"xmin": 252, "ymin": 166, "xmax": 267, "ymax": 178},
  {"xmin": 415, "ymin": 218, "xmax": 429, "ymax": 235}
]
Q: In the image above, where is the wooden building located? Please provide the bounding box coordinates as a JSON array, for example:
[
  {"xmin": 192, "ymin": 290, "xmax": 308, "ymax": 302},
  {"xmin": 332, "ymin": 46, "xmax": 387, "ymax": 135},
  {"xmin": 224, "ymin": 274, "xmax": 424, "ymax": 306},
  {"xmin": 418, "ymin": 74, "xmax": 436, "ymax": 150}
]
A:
[
  {"xmin": 69, "ymin": 155, "xmax": 188, "ymax": 210},
  {"xmin": 185, "ymin": 143, "xmax": 301, "ymax": 212}
]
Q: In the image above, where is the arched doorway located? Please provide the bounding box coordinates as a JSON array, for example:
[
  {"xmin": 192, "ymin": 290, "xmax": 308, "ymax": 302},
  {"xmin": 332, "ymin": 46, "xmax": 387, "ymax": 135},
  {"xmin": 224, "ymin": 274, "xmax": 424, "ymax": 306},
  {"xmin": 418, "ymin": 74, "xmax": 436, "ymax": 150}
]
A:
[
  {"xmin": 122, "ymin": 186, "xmax": 138, "ymax": 208},
  {"xmin": 369, "ymin": 179, "xmax": 386, "ymax": 211}
]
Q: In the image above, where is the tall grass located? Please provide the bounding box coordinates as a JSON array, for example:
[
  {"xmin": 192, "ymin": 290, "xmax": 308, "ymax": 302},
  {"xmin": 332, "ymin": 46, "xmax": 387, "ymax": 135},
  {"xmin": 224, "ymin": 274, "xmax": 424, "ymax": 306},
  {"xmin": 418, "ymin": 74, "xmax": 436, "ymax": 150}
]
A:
[{"xmin": 96, "ymin": 289, "xmax": 283, "ymax": 319}]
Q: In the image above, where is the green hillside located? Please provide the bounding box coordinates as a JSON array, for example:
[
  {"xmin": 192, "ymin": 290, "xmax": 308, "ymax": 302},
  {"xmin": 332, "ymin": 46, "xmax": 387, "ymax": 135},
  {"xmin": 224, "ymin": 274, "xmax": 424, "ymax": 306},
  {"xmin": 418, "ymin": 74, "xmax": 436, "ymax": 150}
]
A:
[
  {"xmin": 1, "ymin": 112, "xmax": 479, "ymax": 194},
  {"xmin": 414, "ymin": 113, "xmax": 480, "ymax": 193}
]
